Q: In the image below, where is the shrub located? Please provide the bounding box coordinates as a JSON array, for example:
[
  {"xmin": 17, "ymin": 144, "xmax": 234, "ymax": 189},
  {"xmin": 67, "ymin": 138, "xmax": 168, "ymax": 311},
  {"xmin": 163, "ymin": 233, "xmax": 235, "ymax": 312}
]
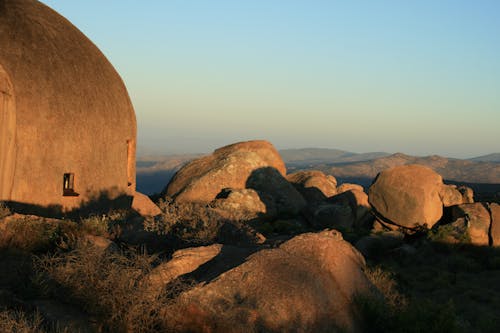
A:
[
  {"xmin": 147, "ymin": 197, "xmax": 228, "ymax": 246},
  {"xmin": 78, "ymin": 215, "xmax": 109, "ymax": 236},
  {"xmin": 357, "ymin": 266, "xmax": 463, "ymax": 333},
  {"xmin": 35, "ymin": 243, "xmax": 171, "ymax": 332},
  {"xmin": 0, "ymin": 216, "xmax": 78, "ymax": 253},
  {"xmin": 0, "ymin": 201, "xmax": 11, "ymax": 219},
  {"xmin": 0, "ymin": 310, "xmax": 45, "ymax": 333}
]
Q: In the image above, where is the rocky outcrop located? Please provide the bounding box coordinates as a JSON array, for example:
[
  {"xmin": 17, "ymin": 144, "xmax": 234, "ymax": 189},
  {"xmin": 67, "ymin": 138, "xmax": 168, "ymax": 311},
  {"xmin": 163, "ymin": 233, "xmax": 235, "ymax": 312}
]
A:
[
  {"xmin": 439, "ymin": 185, "xmax": 474, "ymax": 207},
  {"xmin": 246, "ymin": 167, "xmax": 306, "ymax": 217},
  {"xmin": 355, "ymin": 231, "xmax": 405, "ymax": 258},
  {"xmin": 132, "ymin": 192, "xmax": 161, "ymax": 217},
  {"xmin": 167, "ymin": 230, "xmax": 372, "ymax": 332},
  {"xmin": 337, "ymin": 183, "xmax": 364, "ymax": 194},
  {"xmin": 163, "ymin": 140, "xmax": 286, "ymax": 203},
  {"xmin": 306, "ymin": 188, "xmax": 372, "ymax": 231},
  {"xmin": 287, "ymin": 170, "xmax": 337, "ymax": 202},
  {"xmin": 368, "ymin": 165, "xmax": 445, "ymax": 229},
  {"xmin": 211, "ymin": 188, "xmax": 276, "ymax": 221},
  {"xmin": 144, "ymin": 244, "xmax": 223, "ymax": 295},
  {"xmin": 447, "ymin": 203, "xmax": 497, "ymax": 246}
]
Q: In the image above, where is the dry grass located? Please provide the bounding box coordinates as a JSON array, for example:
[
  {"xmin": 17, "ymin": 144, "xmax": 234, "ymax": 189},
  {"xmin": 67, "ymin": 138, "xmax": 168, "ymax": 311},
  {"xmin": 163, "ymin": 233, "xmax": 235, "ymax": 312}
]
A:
[
  {"xmin": 356, "ymin": 265, "xmax": 462, "ymax": 333},
  {"xmin": 146, "ymin": 197, "xmax": 252, "ymax": 246},
  {"xmin": 0, "ymin": 310, "xmax": 45, "ymax": 333},
  {"xmin": 0, "ymin": 216, "xmax": 78, "ymax": 253},
  {"xmin": 364, "ymin": 266, "xmax": 407, "ymax": 309},
  {"xmin": 35, "ymin": 243, "xmax": 172, "ymax": 332}
]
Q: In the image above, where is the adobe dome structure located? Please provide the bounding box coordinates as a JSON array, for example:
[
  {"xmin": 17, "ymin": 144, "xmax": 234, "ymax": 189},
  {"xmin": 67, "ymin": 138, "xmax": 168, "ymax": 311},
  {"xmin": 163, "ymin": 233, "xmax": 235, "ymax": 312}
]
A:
[{"xmin": 0, "ymin": 0, "xmax": 137, "ymax": 215}]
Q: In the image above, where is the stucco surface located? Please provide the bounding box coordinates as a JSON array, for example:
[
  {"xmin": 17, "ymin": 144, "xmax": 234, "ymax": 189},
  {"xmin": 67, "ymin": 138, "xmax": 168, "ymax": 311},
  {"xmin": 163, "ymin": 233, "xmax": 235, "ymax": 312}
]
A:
[{"xmin": 0, "ymin": 0, "xmax": 136, "ymax": 212}]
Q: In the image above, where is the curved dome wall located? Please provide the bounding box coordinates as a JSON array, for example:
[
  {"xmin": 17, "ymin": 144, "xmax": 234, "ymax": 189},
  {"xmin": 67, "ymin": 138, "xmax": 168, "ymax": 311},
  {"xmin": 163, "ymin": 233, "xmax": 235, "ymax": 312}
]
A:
[{"xmin": 0, "ymin": 0, "xmax": 137, "ymax": 214}]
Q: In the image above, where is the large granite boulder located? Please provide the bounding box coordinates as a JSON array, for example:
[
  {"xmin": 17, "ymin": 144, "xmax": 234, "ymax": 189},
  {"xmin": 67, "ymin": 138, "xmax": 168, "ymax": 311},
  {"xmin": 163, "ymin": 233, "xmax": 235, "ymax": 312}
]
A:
[
  {"xmin": 167, "ymin": 230, "xmax": 372, "ymax": 332},
  {"xmin": 287, "ymin": 170, "xmax": 337, "ymax": 202},
  {"xmin": 368, "ymin": 165, "xmax": 444, "ymax": 229},
  {"xmin": 163, "ymin": 140, "xmax": 286, "ymax": 203}
]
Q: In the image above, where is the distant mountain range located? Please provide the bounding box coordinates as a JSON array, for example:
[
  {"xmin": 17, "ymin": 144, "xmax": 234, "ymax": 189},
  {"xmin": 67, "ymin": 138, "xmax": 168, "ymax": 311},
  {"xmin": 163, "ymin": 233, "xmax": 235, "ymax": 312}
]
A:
[
  {"xmin": 469, "ymin": 153, "xmax": 500, "ymax": 163},
  {"xmin": 136, "ymin": 148, "xmax": 500, "ymax": 195},
  {"xmin": 279, "ymin": 148, "xmax": 390, "ymax": 166}
]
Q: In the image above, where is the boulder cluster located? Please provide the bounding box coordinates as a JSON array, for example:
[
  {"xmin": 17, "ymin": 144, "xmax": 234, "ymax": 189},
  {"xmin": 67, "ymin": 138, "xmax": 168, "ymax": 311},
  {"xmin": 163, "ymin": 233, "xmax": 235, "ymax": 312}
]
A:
[
  {"xmin": 162, "ymin": 140, "xmax": 500, "ymax": 248},
  {"xmin": 162, "ymin": 140, "xmax": 372, "ymax": 234}
]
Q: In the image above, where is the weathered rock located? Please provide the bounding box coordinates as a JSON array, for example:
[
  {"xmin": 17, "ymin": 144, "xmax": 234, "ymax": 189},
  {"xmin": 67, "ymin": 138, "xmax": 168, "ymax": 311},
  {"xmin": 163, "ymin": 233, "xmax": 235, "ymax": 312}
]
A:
[
  {"xmin": 312, "ymin": 203, "xmax": 354, "ymax": 230},
  {"xmin": 450, "ymin": 203, "xmax": 492, "ymax": 246},
  {"xmin": 163, "ymin": 140, "xmax": 286, "ymax": 203},
  {"xmin": 211, "ymin": 188, "xmax": 277, "ymax": 221},
  {"xmin": 80, "ymin": 234, "xmax": 118, "ymax": 253},
  {"xmin": 168, "ymin": 230, "xmax": 371, "ymax": 332},
  {"xmin": 216, "ymin": 221, "xmax": 267, "ymax": 246},
  {"xmin": 355, "ymin": 231, "xmax": 405, "ymax": 258},
  {"xmin": 337, "ymin": 183, "xmax": 364, "ymax": 194},
  {"xmin": 308, "ymin": 189, "xmax": 372, "ymax": 231},
  {"xmin": 328, "ymin": 189, "xmax": 372, "ymax": 229},
  {"xmin": 132, "ymin": 192, "xmax": 161, "ymax": 217},
  {"xmin": 490, "ymin": 203, "xmax": 500, "ymax": 246},
  {"xmin": 144, "ymin": 244, "xmax": 223, "ymax": 294},
  {"xmin": 246, "ymin": 167, "xmax": 307, "ymax": 217},
  {"xmin": 287, "ymin": 170, "xmax": 337, "ymax": 202},
  {"xmin": 439, "ymin": 184, "xmax": 474, "ymax": 207},
  {"xmin": 368, "ymin": 165, "xmax": 444, "ymax": 229}
]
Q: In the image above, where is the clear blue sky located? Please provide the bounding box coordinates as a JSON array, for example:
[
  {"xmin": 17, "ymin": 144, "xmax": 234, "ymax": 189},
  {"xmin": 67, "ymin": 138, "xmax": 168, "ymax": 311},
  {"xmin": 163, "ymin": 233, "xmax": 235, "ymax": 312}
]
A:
[{"xmin": 40, "ymin": 0, "xmax": 500, "ymax": 158}]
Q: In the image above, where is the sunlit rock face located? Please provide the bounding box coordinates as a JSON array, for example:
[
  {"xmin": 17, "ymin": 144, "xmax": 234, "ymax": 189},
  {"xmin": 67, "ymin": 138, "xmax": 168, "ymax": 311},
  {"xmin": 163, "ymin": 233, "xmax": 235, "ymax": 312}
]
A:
[
  {"xmin": 0, "ymin": 0, "xmax": 137, "ymax": 214},
  {"xmin": 168, "ymin": 230, "xmax": 372, "ymax": 332},
  {"xmin": 287, "ymin": 170, "xmax": 338, "ymax": 203},
  {"xmin": 163, "ymin": 140, "xmax": 287, "ymax": 202},
  {"xmin": 368, "ymin": 164, "xmax": 445, "ymax": 229}
]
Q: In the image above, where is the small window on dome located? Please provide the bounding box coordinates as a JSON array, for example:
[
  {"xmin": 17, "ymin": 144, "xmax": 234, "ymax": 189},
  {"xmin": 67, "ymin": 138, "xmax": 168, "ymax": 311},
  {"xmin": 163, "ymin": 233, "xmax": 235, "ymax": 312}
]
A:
[{"xmin": 63, "ymin": 173, "xmax": 79, "ymax": 196}]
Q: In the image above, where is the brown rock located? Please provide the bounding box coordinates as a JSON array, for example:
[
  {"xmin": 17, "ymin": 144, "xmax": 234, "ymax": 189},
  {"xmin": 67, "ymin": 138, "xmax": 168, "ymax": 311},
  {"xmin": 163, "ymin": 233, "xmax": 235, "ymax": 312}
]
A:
[
  {"xmin": 368, "ymin": 165, "xmax": 444, "ymax": 229},
  {"xmin": 337, "ymin": 183, "xmax": 364, "ymax": 194},
  {"xmin": 450, "ymin": 203, "xmax": 492, "ymax": 246},
  {"xmin": 163, "ymin": 140, "xmax": 286, "ymax": 203},
  {"xmin": 312, "ymin": 203, "xmax": 354, "ymax": 230},
  {"xmin": 490, "ymin": 203, "xmax": 500, "ymax": 246},
  {"xmin": 439, "ymin": 184, "xmax": 474, "ymax": 207},
  {"xmin": 132, "ymin": 192, "xmax": 161, "ymax": 217},
  {"xmin": 355, "ymin": 231, "xmax": 404, "ymax": 258},
  {"xmin": 144, "ymin": 244, "xmax": 222, "ymax": 294},
  {"xmin": 287, "ymin": 170, "xmax": 337, "ymax": 202},
  {"xmin": 169, "ymin": 230, "xmax": 371, "ymax": 332},
  {"xmin": 246, "ymin": 167, "xmax": 306, "ymax": 217},
  {"xmin": 329, "ymin": 189, "xmax": 372, "ymax": 228},
  {"xmin": 211, "ymin": 188, "xmax": 277, "ymax": 221},
  {"xmin": 80, "ymin": 234, "xmax": 118, "ymax": 253}
]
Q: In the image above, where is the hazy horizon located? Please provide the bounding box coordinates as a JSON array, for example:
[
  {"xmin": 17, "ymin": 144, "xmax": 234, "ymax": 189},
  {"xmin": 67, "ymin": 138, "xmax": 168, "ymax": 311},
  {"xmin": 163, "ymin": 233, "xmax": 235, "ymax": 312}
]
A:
[{"xmin": 41, "ymin": 1, "xmax": 500, "ymax": 159}]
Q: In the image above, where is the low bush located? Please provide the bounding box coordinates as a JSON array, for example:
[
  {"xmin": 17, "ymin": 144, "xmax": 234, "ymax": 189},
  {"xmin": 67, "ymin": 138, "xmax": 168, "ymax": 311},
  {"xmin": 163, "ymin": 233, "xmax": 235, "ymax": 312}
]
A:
[
  {"xmin": 358, "ymin": 266, "xmax": 463, "ymax": 333},
  {"xmin": 0, "ymin": 216, "xmax": 78, "ymax": 253},
  {"xmin": 0, "ymin": 201, "xmax": 11, "ymax": 219},
  {"xmin": 35, "ymin": 243, "xmax": 171, "ymax": 332},
  {"xmin": 0, "ymin": 310, "xmax": 45, "ymax": 333}
]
